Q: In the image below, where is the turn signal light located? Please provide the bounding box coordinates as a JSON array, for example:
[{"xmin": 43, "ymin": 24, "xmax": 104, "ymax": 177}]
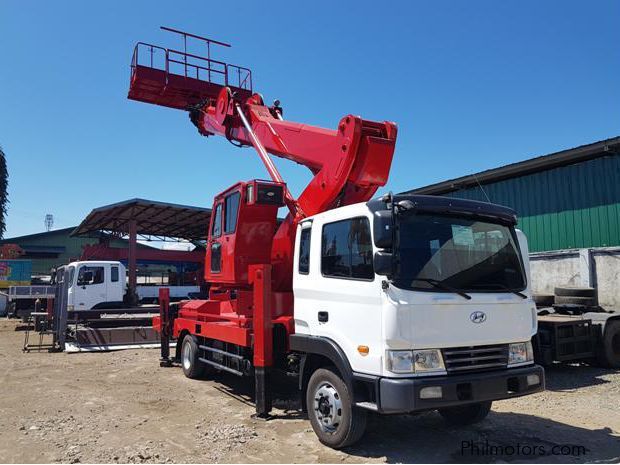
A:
[{"xmin": 357, "ymin": 345, "xmax": 370, "ymax": 356}]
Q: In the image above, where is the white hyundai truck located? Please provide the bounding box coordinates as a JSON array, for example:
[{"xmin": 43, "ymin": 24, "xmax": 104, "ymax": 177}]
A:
[{"xmin": 287, "ymin": 194, "xmax": 545, "ymax": 447}]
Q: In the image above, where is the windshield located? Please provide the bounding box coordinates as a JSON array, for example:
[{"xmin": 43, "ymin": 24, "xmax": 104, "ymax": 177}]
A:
[{"xmin": 393, "ymin": 213, "xmax": 526, "ymax": 292}]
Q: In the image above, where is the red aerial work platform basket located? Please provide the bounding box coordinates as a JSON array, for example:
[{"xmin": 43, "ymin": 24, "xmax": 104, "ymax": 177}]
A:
[{"xmin": 128, "ymin": 27, "xmax": 253, "ymax": 110}]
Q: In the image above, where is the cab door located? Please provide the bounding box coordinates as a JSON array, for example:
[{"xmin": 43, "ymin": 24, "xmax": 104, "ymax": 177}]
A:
[
  {"xmin": 73, "ymin": 265, "xmax": 107, "ymax": 310},
  {"xmin": 294, "ymin": 215, "xmax": 383, "ymax": 375}
]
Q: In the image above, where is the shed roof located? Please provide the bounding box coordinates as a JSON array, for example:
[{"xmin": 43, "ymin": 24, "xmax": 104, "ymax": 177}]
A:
[
  {"xmin": 405, "ymin": 136, "xmax": 620, "ymax": 196},
  {"xmin": 72, "ymin": 198, "xmax": 211, "ymax": 241}
]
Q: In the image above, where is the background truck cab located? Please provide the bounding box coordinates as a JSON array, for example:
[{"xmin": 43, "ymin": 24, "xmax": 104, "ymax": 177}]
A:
[{"xmin": 66, "ymin": 261, "xmax": 125, "ymax": 311}]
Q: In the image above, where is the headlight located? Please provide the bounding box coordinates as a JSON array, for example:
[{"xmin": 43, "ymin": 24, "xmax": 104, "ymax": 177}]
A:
[
  {"xmin": 387, "ymin": 349, "xmax": 445, "ymax": 374},
  {"xmin": 386, "ymin": 350, "xmax": 414, "ymax": 373},
  {"xmin": 67, "ymin": 305, "xmax": 74, "ymax": 311},
  {"xmin": 414, "ymin": 349, "xmax": 445, "ymax": 373},
  {"xmin": 508, "ymin": 341, "xmax": 534, "ymax": 366}
]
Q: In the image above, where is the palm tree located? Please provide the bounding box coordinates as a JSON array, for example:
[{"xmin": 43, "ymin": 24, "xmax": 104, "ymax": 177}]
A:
[{"xmin": 0, "ymin": 147, "xmax": 8, "ymax": 239}]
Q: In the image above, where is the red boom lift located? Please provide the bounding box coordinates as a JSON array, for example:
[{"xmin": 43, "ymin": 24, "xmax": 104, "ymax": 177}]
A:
[{"xmin": 128, "ymin": 27, "xmax": 397, "ymax": 417}]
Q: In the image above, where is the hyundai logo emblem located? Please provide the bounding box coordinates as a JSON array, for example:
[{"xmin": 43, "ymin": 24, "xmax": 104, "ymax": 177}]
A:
[{"xmin": 470, "ymin": 311, "xmax": 487, "ymax": 324}]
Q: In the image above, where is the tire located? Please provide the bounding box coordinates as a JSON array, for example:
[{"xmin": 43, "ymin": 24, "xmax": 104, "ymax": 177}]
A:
[
  {"xmin": 439, "ymin": 401, "xmax": 492, "ymax": 426},
  {"xmin": 533, "ymin": 294, "xmax": 554, "ymax": 307},
  {"xmin": 597, "ymin": 320, "xmax": 620, "ymax": 368},
  {"xmin": 181, "ymin": 335, "xmax": 206, "ymax": 379},
  {"xmin": 554, "ymin": 287, "xmax": 596, "ymax": 298},
  {"xmin": 306, "ymin": 367, "xmax": 367, "ymax": 449},
  {"xmin": 554, "ymin": 295, "xmax": 597, "ymax": 307}
]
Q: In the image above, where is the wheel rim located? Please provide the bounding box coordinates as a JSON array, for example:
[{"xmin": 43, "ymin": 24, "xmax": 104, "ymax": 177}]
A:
[
  {"xmin": 313, "ymin": 382, "xmax": 343, "ymax": 433},
  {"xmin": 182, "ymin": 340, "xmax": 192, "ymax": 370}
]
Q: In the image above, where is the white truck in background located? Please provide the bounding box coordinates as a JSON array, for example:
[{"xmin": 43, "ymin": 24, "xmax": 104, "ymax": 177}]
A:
[
  {"xmin": 13, "ymin": 260, "xmax": 200, "ymax": 352},
  {"xmin": 9, "ymin": 260, "xmax": 199, "ymax": 317},
  {"xmin": 61, "ymin": 261, "xmax": 199, "ymax": 310}
]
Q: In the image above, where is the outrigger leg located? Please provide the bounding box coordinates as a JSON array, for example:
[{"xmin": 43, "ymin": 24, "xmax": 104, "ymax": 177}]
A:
[
  {"xmin": 250, "ymin": 264, "xmax": 273, "ymax": 419},
  {"xmin": 158, "ymin": 288, "xmax": 173, "ymax": 367}
]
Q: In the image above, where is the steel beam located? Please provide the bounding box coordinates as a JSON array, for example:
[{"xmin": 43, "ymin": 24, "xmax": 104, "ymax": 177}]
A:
[{"xmin": 127, "ymin": 220, "xmax": 138, "ymax": 306}]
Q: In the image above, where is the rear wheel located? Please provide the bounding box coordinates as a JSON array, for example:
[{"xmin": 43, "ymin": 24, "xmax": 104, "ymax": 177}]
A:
[
  {"xmin": 439, "ymin": 401, "xmax": 492, "ymax": 426},
  {"xmin": 306, "ymin": 367, "xmax": 367, "ymax": 449},
  {"xmin": 181, "ymin": 335, "xmax": 206, "ymax": 379},
  {"xmin": 597, "ymin": 320, "xmax": 620, "ymax": 368}
]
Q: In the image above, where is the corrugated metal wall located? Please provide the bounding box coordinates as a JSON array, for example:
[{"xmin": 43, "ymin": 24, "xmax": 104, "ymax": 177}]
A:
[
  {"xmin": 443, "ymin": 154, "xmax": 620, "ymax": 252},
  {"xmin": 14, "ymin": 231, "xmax": 133, "ymax": 274}
]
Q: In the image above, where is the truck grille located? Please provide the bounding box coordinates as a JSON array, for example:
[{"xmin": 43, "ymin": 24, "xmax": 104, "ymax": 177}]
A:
[{"xmin": 442, "ymin": 344, "xmax": 509, "ymax": 373}]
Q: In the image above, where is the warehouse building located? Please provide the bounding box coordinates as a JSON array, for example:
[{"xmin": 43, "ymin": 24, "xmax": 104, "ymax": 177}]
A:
[
  {"xmin": 407, "ymin": 136, "xmax": 620, "ymax": 252},
  {"xmin": 0, "ymin": 227, "xmax": 139, "ymax": 276},
  {"xmin": 0, "ymin": 198, "xmax": 211, "ymax": 286},
  {"xmin": 406, "ymin": 136, "xmax": 620, "ymax": 308}
]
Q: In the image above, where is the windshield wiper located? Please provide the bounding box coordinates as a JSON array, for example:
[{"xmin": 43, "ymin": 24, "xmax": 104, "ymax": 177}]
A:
[
  {"xmin": 411, "ymin": 278, "xmax": 472, "ymax": 300},
  {"xmin": 477, "ymin": 283, "xmax": 528, "ymax": 299}
]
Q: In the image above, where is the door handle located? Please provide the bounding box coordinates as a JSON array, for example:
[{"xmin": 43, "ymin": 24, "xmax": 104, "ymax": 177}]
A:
[{"xmin": 318, "ymin": 311, "xmax": 329, "ymax": 323}]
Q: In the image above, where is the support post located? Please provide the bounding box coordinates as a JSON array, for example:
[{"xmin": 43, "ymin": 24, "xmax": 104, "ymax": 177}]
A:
[
  {"xmin": 250, "ymin": 264, "xmax": 273, "ymax": 419},
  {"xmin": 127, "ymin": 219, "xmax": 139, "ymax": 307},
  {"xmin": 578, "ymin": 248, "xmax": 594, "ymax": 288},
  {"xmin": 158, "ymin": 287, "xmax": 173, "ymax": 367},
  {"xmin": 46, "ymin": 298, "xmax": 54, "ymax": 321}
]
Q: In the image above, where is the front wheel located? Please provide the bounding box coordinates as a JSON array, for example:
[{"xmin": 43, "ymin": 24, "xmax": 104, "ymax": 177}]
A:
[
  {"xmin": 438, "ymin": 401, "xmax": 492, "ymax": 426},
  {"xmin": 306, "ymin": 367, "xmax": 367, "ymax": 449}
]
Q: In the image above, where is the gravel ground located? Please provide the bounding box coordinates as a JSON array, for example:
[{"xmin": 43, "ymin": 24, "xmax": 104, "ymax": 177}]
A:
[{"xmin": 0, "ymin": 319, "xmax": 619, "ymax": 463}]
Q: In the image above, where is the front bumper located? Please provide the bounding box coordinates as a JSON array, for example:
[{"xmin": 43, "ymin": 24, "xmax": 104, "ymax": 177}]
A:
[{"xmin": 370, "ymin": 364, "xmax": 544, "ymax": 414}]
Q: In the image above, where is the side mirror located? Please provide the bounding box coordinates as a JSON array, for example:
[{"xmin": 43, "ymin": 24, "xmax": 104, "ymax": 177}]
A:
[
  {"xmin": 373, "ymin": 210, "xmax": 393, "ymax": 249},
  {"xmin": 374, "ymin": 251, "xmax": 393, "ymax": 277}
]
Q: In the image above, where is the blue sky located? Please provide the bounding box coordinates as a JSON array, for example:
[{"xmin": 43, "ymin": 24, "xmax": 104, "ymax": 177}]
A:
[{"xmin": 1, "ymin": 0, "xmax": 618, "ymax": 238}]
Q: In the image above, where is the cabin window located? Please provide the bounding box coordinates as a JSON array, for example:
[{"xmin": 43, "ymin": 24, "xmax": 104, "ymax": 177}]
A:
[
  {"xmin": 210, "ymin": 243, "xmax": 222, "ymax": 273},
  {"xmin": 111, "ymin": 266, "xmax": 119, "ymax": 283},
  {"xmin": 211, "ymin": 203, "xmax": 222, "ymax": 238},
  {"xmin": 77, "ymin": 266, "xmax": 105, "ymax": 286},
  {"xmin": 321, "ymin": 217, "xmax": 374, "ymax": 280},
  {"xmin": 224, "ymin": 191, "xmax": 241, "ymax": 234},
  {"xmin": 298, "ymin": 227, "xmax": 312, "ymax": 274}
]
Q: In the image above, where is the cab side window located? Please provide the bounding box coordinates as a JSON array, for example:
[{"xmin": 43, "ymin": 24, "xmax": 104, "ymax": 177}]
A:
[
  {"xmin": 77, "ymin": 266, "xmax": 105, "ymax": 286},
  {"xmin": 224, "ymin": 191, "xmax": 240, "ymax": 234},
  {"xmin": 111, "ymin": 266, "xmax": 119, "ymax": 283},
  {"xmin": 298, "ymin": 227, "xmax": 311, "ymax": 274},
  {"xmin": 321, "ymin": 217, "xmax": 374, "ymax": 280},
  {"xmin": 211, "ymin": 203, "xmax": 222, "ymax": 238}
]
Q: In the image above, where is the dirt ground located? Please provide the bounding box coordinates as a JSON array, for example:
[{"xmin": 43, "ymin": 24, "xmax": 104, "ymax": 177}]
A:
[{"xmin": 0, "ymin": 320, "xmax": 619, "ymax": 464}]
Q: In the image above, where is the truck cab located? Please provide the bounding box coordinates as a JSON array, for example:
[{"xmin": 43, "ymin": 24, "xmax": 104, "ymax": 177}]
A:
[
  {"xmin": 65, "ymin": 261, "xmax": 126, "ymax": 311},
  {"xmin": 291, "ymin": 194, "xmax": 544, "ymax": 446}
]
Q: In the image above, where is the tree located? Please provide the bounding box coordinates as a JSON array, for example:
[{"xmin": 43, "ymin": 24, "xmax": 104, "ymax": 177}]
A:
[{"xmin": 0, "ymin": 147, "xmax": 8, "ymax": 239}]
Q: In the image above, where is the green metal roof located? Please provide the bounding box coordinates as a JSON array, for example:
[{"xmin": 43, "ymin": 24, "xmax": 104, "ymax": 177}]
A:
[
  {"xmin": 405, "ymin": 137, "xmax": 620, "ymax": 252},
  {"xmin": 407, "ymin": 136, "xmax": 620, "ymax": 196}
]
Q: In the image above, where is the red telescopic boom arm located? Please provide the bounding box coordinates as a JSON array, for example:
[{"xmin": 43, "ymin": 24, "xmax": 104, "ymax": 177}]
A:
[
  {"xmin": 191, "ymin": 88, "xmax": 398, "ymax": 222},
  {"xmin": 189, "ymin": 88, "xmax": 398, "ymax": 291}
]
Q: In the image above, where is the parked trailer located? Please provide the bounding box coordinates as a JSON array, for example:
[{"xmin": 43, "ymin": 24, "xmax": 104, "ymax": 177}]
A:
[
  {"xmin": 533, "ymin": 287, "xmax": 620, "ymax": 367},
  {"xmin": 18, "ymin": 261, "xmax": 198, "ymax": 352},
  {"xmin": 8, "ymin": 285, "xmax": 56, "ymax": 321}
]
